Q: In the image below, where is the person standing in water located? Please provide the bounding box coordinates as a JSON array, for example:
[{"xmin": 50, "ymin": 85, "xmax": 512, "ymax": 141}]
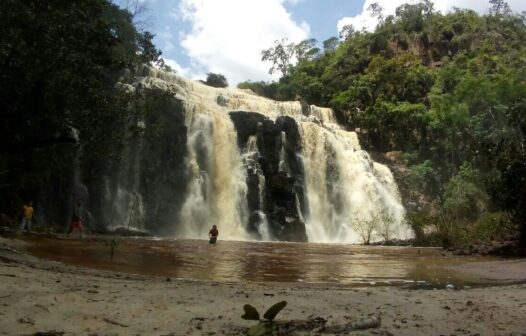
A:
[
  {"xmin": 19, "ymin": 200, "xmax": 34, "ymax": 233},
  {"xmin": 68, "ymin": 199, "xmax": 84, "ymax": 238},
  {"xmin": 209, "ymin": 225, "xmax": 218, "ymax": 244}
]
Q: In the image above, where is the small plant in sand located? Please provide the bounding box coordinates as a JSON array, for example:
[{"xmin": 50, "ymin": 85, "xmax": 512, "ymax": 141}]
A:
[
  {"xmin": 242, "ymin": 301, "xmax": 287, "ymax": 336},
  {"xmin": 105, "ymin": 239, "xmax": 118, "ymax": 260}
]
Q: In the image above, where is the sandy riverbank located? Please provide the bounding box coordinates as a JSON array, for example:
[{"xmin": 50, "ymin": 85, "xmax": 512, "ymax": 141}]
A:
[{"xmin": 1, "ymin": 236, "xmax": 526, "ymax": 335}]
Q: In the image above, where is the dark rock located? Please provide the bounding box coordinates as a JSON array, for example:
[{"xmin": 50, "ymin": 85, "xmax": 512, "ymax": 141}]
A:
[
  {"xmin": 229, "ymin": 112, "xmax": 308, "ymax": 242},
  {"xmin": 113, "ymin": 227, "xmax": 151, "ymax": 237},
  {"xmin": 229, "ymin": 111, "xmax": 267, "ymax": 149}
]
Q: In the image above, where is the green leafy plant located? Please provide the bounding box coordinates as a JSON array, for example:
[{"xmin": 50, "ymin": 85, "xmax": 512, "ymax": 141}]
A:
[{"xmin": 242, "ymin": 301, "xmax": 288, "ymax": 336}]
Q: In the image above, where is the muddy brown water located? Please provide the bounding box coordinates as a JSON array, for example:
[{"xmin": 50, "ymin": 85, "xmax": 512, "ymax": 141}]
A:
[{"xmin": 20, "ymin": 235, "xmax": 510, "ymax": 288}]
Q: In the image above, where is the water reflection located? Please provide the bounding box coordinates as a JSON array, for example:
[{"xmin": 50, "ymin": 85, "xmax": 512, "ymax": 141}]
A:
[{"xmin": 23, "ymin": 236, "xmax": 503, "ymax": 287}]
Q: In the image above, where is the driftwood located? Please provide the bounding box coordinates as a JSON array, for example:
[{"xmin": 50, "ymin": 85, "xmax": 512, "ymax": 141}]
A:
[
  {"xmin": 102, "ymin": 317, "xmax": 129, "ymax": 328},
  {"xmin": 247, "ymin": 315, "xmax": 381, "ymax": 335},
  {"xmin": 247, "ymin": 317, "xmax": 327, "ymax": 336},
  {"xmin": 323, "ymin": 314, "xmax": 381, "ymax": 333}
]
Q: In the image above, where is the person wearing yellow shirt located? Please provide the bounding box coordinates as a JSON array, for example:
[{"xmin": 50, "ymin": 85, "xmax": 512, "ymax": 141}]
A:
[{"xmin": 20, "ymin": 200, "xmax": 34, "ymax": 232}]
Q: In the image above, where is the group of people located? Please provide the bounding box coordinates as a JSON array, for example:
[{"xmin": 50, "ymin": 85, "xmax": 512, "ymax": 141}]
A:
[
  {"xmin": 18, "ymin": 199, "xmax": 84, "ymax": 237},
  {"xmin": 18, "ymin": 199, "xmax": 220, "ymax": 243}
]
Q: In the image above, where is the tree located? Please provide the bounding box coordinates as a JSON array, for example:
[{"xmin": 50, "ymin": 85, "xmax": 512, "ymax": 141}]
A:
[
  {"xmin": 339, "ymin": 24, "xmax": 355, "ymax": 40},
  {"xmin": 354, "ymin": 214, "xmax": 379, "ymax": 245},
  {"xmin": 323, "ymin": 37, "xmax": 340, "ymax": 53},
  {"xmin": 489, "ymin": 0, "xmax": 511, "ymax": 15},
  {"xmin": 395, "ymin": 3, "xmax": 426, "ymax": 32},
  {"xmin": 294, "ymin": 38, "xmax": 320, "ymax": 61},
  {"xmin": 443, "ymin": 163, "xmax": 489, "ymax": 221},
  {"xmin": 204, "ymin": 73, "xmax": 229, "ymax": 88},
  {"xmin": 378, "ymin": 211, "xmax": 396, "ymax": 243},
  {"xmin": 421, "ymin": 0, "xmax": 435, "ymax": 18},
  {"xmin": 261, "ymin": 38, "xmax": 296, "ymax": 77},
  {"xmin": 368, "ymin": 2, "xmax": 385, "ymax": 23},
  {"xmin": 261, "ymin": 38, "xmax": 322, "ymax": 77}
]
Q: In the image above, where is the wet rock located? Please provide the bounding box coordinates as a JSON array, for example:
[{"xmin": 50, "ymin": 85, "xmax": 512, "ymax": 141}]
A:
[
  {"xmin": 112, "ymin": 227, "xmax": 151, "ymax": 237},
  {"xmin": 230, "ymin": 112, "xmax": 307, "ymax": 242},
  {"xmin": 229, "ymin": 111, "xmax": 267, "ymax": 149}
]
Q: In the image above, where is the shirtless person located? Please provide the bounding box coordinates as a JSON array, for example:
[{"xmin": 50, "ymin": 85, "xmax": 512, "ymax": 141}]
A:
[
  {"xmin": 20, "ymin": 200, "xmax": 34, "ymax": 233},
  {"xmin": 209, "ymin": 225, "xmax": 218, "ymax": 244}
]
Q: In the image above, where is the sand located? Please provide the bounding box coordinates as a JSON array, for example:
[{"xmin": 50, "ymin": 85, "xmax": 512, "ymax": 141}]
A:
[{"xmin": 1, "ymin": 236, "xmax": 526, "ymax": 336}]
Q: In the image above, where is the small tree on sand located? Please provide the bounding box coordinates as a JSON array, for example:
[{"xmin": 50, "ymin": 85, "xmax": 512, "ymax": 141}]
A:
[
  {"xmin": 354, "ymin": 214, "xmax": 380, "ymax": 245},
  {"xmin": 378, "ymin": 211, "xmax": 395, "ymax": 243}
]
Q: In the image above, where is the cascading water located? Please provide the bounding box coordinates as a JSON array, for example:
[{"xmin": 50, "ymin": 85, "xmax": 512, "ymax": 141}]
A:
[
  {"xmin": 177, "ymin": 101, "xmax": 249, "ymax": 240},
  {"xmin": 299, "ymin": 123, "xmax": 410, "ymax": 243},
  {"xmin": 127, "ymin": 66, "xmax": 413, "ymax": 243}
]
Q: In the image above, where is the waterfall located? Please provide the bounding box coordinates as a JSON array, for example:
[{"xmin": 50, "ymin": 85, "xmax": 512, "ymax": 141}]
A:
[
  {"xmin": 299, "ymin": 123, "xmax": 410, "ymax": 243},
  {"xmin": 127, "ymin": 66, "xmax": 413, "ymax": 243},
  {"xmin": 255, "ymin": 211, "xmax": 273, "ymax": 241},
  {"xmin": 178, "ymin": 107, "xmax": 249, "ymax": 240},
  {"xmin": 278, "ymin": 131, "xmax": 290, "ymax": 174}
]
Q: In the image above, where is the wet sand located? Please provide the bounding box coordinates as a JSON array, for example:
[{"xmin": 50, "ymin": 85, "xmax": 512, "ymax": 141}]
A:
[{"xmin": 1, "ymin": 235, "xmax": 526, "ymax": 335}]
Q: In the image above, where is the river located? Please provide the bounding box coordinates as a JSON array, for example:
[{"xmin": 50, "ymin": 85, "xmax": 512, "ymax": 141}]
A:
[{"xmin": 20, "ymin": 235, "xmax": 517, "ymax": 288}]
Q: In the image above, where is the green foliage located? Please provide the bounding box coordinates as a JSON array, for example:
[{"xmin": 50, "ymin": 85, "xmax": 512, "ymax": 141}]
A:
[
  {"xmin": 443, "ymin": 163, "xmax": 489, "ymax": 220},
  {"xmin": 261, "ymin": 38, "xmax": 297, "ymax": 77},
  {"xmin": 470, "ymin": 212, "xmax": 516, "ymax": 242},
  {"xmin": 261, "ymin": 38, "xmax": 323, "ymax": 78},
  {"xmin": 323, "ymin": 37, "xmax": 340, "ymax": 53},
  {"xmin": 242, "ymin": 304, "xmax": 260, "ymax": 321},
  {"xmin": 263, "ymin": 301, "xmax": 287, "ymax": 321},
  {"xmin": 241, "ymin": 301, "xmax": 288, "ymax": 322},
  {"xmin": 0, "ymin": 0, "xmax": 163, "ymax": 225},
  {"xmin": 254, "ymin": 1, "xmax": 526, "ymax": 249},
  {"xmin": 204, "ymin": 72, "xmax": 229, "ymax": 88},
  {"xmin": 409, "ymin": 160, "xmax": 439, "ymax": 196},
  {"xmin": 237, "ymin": 81, "xmax": 279, "ymax": 99}
]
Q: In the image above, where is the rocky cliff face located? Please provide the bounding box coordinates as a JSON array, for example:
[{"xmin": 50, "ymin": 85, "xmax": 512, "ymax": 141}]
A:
[
  {"xmin": 45, "ymin": 66, "xmax": 412, "ymax": 243},
  {"xmin": 89, "ymin": 93, "xmax": 188, "ymax": 235}
]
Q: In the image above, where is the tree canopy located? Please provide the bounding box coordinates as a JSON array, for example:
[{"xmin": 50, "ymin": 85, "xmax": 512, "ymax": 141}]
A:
[
  {"xmin": 0, "ymin": 0, "xmax": 163, "ymax": 220},
  {"xmin": 244, "ymin": 0, "xmax": 526, "ymax": 251}
]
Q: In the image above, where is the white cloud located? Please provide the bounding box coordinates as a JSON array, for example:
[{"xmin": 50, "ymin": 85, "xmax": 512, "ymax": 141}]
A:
[
  {"xmin": 162, "ymin": 58, "xmax": 204, "ymax": 80},
  {"xmin": 338, "ymin": 0, "xmax": 526, "ymax": 34},
  {"xmin": 177, "ymin": 0, "xmax": 310, "ymax": 85}
]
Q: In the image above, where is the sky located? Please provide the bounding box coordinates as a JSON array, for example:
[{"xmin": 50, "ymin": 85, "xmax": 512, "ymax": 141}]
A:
[{"xmin": 113, "ymin": 0, "xmax": 526, "ymax": 86}]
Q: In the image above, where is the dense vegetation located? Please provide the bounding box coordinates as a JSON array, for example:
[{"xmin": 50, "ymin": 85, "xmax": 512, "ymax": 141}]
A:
[
  {"xmin": 202, "ymin": 72, "xmax": 229, "ymax": 88},
  {"xmin": 240, "ymin": 1, "xmax": 526, "ymax": 251},
  {"xmin": 0, "ymin": 0, "xmax": 163, "ymax": 226}
]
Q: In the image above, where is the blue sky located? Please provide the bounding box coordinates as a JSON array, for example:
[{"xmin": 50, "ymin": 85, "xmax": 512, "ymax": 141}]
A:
[{"xmin": 113, "ymin": 0, "xmax": 526, "ymax": 85}]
